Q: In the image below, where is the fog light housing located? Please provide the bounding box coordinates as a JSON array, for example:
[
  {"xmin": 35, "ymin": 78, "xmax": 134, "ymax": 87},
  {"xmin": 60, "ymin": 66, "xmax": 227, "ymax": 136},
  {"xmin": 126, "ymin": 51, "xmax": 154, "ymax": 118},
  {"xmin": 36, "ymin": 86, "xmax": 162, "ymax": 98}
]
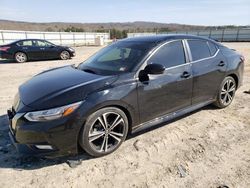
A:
[{"xmin": 35, "ymin": 145, "xmax": 53, "ymax": 150}]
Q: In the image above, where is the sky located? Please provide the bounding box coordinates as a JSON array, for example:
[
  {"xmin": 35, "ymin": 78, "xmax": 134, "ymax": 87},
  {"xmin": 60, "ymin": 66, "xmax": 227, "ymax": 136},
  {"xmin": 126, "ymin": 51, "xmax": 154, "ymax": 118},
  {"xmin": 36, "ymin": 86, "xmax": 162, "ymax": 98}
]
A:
[{"xmin": 0, "ymin": 0, "xmax": 250, "ymax": 26}]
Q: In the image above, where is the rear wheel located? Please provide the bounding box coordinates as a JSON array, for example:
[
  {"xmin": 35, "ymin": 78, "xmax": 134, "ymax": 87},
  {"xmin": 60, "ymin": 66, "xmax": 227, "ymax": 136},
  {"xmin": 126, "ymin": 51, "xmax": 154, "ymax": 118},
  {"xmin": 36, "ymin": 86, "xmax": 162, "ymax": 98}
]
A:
[
  {"xmin": 60, "ymin": 50, "xmax": 70, "ymax": 60},
  {"xmin": 213, "ymin": 76, "xmax": 236, "ymax": 108},
  {"xmin": 79, "ymin": 107, "xmax": 128, "ymax": 157},
  {"xmin": 15, "ymin": 52, "xmax": 27, "ymax": 63}
]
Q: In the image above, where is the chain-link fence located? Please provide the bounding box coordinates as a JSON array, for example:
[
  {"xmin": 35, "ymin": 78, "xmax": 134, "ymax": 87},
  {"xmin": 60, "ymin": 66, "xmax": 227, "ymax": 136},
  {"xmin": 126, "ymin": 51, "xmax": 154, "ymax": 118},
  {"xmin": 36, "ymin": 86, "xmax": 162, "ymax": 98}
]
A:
[
  {"xmin": 0, "ymin": 30, "xmax": 110, "ymax": 46},
  {"xmin": 127, "ymin": 28, "xmax": 250, "ymax": 42}
]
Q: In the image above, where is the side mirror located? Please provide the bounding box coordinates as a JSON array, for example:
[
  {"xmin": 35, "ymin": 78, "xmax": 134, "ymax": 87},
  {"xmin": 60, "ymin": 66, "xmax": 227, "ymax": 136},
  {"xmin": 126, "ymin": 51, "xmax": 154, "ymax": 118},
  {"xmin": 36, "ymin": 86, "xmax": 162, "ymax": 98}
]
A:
[{"xmin": 144, "ymin": 64, "xmax": 165, "ymax": 75}]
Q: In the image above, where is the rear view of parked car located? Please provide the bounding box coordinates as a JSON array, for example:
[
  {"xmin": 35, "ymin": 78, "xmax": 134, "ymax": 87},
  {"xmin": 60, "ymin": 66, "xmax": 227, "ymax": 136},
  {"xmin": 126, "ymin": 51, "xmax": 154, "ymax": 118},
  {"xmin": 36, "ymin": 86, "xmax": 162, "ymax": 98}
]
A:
[{"xmin": 0, "ymin": 39, "xmax": 75, "ymax": 63}]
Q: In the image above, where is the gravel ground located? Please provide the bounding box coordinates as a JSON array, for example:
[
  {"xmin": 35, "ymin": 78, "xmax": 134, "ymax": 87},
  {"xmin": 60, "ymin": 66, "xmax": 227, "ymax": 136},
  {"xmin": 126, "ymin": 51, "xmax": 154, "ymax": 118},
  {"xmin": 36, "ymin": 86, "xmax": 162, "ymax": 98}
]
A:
[{"xmin": 0, "ymin": 43, "xmax": 249, "ymax": 188}]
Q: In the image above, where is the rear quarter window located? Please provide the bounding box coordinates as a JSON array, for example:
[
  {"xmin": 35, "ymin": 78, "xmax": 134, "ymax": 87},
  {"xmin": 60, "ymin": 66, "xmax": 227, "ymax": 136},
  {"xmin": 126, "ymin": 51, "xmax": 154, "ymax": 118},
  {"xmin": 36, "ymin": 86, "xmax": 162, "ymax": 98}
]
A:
[
  {"xmin": 208, "ymin": 41, "xmax": 218, "ymax": 55},
  {"xmin": 188, "ymin": 40, "xmax": 211, "ymax": 61}
]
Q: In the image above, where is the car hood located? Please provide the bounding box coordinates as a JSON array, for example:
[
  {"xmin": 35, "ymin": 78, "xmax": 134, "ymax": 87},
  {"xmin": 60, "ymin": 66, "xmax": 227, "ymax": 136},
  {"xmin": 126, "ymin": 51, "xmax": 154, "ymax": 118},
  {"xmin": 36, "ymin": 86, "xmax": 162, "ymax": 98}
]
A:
[
  {"xmin": 58, "ymin": 45, "xmax": 72, "ymax": 50},
  {"xmin": 18, "ymin": 66, "xmax": 117, "ymax": 111}
]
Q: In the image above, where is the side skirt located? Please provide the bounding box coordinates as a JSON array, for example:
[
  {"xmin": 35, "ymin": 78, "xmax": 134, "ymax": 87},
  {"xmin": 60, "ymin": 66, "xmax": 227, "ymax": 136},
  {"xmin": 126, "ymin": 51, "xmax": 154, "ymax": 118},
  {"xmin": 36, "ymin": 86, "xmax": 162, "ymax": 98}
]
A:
[{"xmin": 132, "ymin": 100, "xmax": 214, "ymax": 134}]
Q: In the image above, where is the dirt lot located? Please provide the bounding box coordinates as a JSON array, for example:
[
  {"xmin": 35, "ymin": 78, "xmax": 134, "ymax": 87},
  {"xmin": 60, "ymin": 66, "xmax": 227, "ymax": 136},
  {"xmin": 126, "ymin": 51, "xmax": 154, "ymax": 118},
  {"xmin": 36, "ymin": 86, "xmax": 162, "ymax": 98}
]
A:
[{"xmin": 0, "ymin": 43, "xmax": 249, "ymax": 188}]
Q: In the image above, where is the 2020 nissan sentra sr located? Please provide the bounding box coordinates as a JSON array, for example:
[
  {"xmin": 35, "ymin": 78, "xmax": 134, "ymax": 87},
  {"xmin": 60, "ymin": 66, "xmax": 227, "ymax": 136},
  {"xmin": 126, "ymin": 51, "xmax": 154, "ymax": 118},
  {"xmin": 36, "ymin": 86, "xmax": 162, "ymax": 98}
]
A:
[
  {"xmin": 0, "ymin": 39, "xmax": 75, "ymax": 63},
  {"xmin": 8, "ymin": 35, "xmax": 244, "ymax": 158}
]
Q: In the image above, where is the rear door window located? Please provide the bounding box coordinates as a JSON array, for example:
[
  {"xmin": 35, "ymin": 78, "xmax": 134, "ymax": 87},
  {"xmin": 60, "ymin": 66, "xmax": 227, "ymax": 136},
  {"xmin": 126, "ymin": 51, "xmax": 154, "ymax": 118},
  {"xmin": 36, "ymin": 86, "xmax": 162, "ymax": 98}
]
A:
[
  {"xmin": 148, "ymin": 40, "xmax": 186, "ymax": 68},
  {"xmin": 17, "ymin": 40, "xmax": 33, "ymax": 46},
  {"xmin": 188, "ymin": 40, "xmax": 211, "ymax": 61},
  {"xmin": 33, "ymin": 40, "xmax": 49, "ymax": 47}
]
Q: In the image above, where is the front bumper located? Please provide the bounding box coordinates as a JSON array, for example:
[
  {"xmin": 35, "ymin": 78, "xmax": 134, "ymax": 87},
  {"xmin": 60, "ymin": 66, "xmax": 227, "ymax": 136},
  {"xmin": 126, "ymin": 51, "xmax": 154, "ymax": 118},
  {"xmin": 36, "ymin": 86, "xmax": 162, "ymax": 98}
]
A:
[
  {"xmin": 7, "ymin": 108, "xmax": 83, "ymax": 158},
  {"xmin": 8, "ymin": 131, "xmax": 52, "ymax": 156},
  {"xmin": 69, "ymin": 51, "xmax": 75, "ymax": 57}
]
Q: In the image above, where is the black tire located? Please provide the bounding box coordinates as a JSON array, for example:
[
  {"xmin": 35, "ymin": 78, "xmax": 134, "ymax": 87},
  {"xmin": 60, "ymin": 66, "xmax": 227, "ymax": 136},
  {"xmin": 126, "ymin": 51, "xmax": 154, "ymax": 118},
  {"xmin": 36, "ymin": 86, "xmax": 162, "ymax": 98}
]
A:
[
  {"xmin": 213, "ymin": 76, "xmax": 236, "ymax": 108},
  {"xmin": 15, "ymin": 52, "xmax": 28, "ymax": 63},
  {"xmin": 60, "ymin": 50, "xmax": 70, "ymax": 60},
  {"xmin": 79, "ymin": 107, "xmax": 129, "ymax": 157}
]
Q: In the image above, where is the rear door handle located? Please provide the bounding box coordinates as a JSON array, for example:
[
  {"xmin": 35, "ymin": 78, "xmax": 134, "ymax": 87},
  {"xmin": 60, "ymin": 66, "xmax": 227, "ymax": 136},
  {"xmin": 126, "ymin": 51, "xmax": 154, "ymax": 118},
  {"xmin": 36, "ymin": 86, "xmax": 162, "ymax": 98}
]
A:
[
  {"xmin": 218, "ymin": 61, "xmax": 225, "ymax": 67},
  {"xmin": 181, "ymin": 71, "xmax": 191, "ymax": 78}
]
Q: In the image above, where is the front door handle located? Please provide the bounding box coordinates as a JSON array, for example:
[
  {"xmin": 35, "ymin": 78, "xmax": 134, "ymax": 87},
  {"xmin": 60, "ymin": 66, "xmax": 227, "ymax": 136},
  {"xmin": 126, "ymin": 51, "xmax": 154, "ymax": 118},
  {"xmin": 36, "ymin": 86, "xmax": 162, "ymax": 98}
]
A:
[
  {"xmin": 218, "ymin": 61, "xmax": 225, "ymax": 67},
  {"xmin": 181, "ymin": 71, "xmax": 191, "ymax": 78}
]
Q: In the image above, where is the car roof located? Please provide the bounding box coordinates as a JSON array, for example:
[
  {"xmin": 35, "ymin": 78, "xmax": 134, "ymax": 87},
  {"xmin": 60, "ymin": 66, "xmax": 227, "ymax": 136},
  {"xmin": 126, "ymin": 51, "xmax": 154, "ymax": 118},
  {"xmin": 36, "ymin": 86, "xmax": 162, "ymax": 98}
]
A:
[
  {"xmin": 11, "ymin": 39, "xmax": 47, "ymax": 43},
  {"xmin": 122, "ymin": 34, "xmax": 216, "ymax": 43}
]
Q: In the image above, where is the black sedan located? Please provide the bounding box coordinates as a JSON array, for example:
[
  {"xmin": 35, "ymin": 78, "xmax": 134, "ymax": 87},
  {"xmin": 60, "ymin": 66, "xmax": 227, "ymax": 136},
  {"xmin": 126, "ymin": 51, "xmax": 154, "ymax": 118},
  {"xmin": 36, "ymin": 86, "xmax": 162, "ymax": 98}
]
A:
[
  {"xmin": 0, "ymin": 39, "xmax": 75, "ymax": 63},
  {"xmin": 7, "ymin": 35, "xmax": 244, "ymax": 158}
]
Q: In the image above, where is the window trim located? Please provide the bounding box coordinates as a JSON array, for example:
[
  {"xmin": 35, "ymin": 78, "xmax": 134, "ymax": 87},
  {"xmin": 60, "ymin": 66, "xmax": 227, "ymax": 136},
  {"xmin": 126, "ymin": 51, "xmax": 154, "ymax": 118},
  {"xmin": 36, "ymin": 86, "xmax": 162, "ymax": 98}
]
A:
[
  {"xmin": 16, "ymin": 40, "xmax": 33, "ymax": 47},
  {"xmin": 136, "ymin": 39, "xmax": 188, "ymax": 76},
  {"xmin": 135, "ymin": 38, "xmax": 220, "ymax": 80},
  {"xmin": 147, "ymin": 40, "xmax": 187, "ymax": 68},
  {"xmin": 190, "ymin": 49, "xmax": 220, "ymax": 64},
  {"xmin": 186, "ymin": 39, "xmax": 219, "ymax": 63},
  {"xmin": 207, "ymin": 41, "xmax": 218, "ymax": 56}
]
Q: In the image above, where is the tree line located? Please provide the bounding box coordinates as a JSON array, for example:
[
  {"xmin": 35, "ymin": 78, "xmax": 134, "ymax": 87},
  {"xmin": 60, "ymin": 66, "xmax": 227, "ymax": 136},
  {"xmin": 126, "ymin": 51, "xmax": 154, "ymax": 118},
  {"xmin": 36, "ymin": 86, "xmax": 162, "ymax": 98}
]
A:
[
  {"xmin": 46, "ymin": 25, "xmax": 248, "ymax": 39},
  {"xmin": 46, "ymin": 26, "xmax": 172, "ymax": 39}
]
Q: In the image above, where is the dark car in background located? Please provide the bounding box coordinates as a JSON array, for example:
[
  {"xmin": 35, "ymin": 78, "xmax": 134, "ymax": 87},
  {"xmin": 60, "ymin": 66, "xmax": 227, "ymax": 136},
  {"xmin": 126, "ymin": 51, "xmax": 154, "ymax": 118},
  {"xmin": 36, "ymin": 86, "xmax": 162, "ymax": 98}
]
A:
[
  {"xmin": 0, "ymin": 39, "xmax": 75, "ymax": 63},
  {"xmin": 7, "ymin": 35, "xmax": 244, "ymax": 158}
]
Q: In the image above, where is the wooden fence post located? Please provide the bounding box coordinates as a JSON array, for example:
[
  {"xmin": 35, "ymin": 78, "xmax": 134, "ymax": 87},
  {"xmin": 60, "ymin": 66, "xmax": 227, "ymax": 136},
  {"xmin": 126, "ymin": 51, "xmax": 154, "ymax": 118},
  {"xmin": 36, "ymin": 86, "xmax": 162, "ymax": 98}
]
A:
[
  {"xmin": 73, "ymin": 33, "xmax": 75, "ymax": 47},
  {"xmin": 236, "ymin": 28, "xmax": 240, "ymax": 41},
  {"xmin": 209, "ymin": 29, "xmax": 212, "ymax": 38},
  {"xmin": 1, "ymin": 31, "xmax": 4, "ymax": 44},
  {"xmin": 221, "ymin": 29, "xmax": 225, "ymax": 42},
  {"xmin": 59, "ymin": 32, "xmax": 62, "ymax": 45}
]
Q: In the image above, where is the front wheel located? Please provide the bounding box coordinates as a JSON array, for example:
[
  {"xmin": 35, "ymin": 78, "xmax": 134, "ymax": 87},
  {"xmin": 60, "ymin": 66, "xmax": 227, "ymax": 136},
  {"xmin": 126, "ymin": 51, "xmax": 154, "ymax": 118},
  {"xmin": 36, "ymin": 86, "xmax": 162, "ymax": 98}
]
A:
[
  {"xmin": 79, "ymin": 107, "xmax": 129, "ymax": 157},
  {"xmin": 213, "ymin": 76, "xmax": 236, "ymax": 108},
  {"xmin": 60, "ymin": 50, "xmax": 70, "ymax": 60},
  {"xmin": 15, "ymin": 52, "xmax": 27, "ymax": 63}
]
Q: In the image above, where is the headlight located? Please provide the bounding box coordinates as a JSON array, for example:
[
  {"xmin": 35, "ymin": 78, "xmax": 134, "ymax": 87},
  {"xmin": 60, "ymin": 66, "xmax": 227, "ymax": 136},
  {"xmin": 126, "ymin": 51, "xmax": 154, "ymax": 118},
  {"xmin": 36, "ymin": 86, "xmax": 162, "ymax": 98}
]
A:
[
  {"xmin": 24, "ymin": 101, "xmax": 82, "ymax": 122},
  {"xmin": 68, "ymin": 47, "xmax": 75, "ymax": 52}
]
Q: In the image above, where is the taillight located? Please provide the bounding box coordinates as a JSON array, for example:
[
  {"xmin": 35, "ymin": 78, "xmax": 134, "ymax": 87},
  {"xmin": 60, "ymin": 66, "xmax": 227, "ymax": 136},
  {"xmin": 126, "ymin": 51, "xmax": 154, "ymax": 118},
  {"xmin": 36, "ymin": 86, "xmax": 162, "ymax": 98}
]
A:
[{"xmin": 0, "ymin": 46, "xmax": 11, "ymax": 52}]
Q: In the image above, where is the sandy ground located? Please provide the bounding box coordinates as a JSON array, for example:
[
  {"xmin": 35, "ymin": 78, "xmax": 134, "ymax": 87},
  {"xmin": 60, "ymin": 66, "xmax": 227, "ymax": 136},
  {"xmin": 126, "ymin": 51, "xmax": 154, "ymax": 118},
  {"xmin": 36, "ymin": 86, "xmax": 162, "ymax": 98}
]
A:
[{"xmin": 0, "ymin": 43, "xmax": 249, "ymax": 188}]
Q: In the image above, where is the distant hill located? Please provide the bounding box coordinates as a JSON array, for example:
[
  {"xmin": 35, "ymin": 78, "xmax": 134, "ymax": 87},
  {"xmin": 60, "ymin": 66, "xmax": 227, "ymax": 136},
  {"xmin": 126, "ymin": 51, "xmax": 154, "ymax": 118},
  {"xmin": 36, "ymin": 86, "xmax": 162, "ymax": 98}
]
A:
[
  {"xmin": 0, "ymin": 19, "xmax": 222, "ymax": 32},
  {"xmin": 0, "ymin": 20, "xmax": 247, "ymax": 39}
]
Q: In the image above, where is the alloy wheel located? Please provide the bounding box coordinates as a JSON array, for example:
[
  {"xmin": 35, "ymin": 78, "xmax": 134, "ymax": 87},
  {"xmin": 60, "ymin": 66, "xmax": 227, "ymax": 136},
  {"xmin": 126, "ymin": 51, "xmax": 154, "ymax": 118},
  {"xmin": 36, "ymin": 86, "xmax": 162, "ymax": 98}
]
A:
[
  {"xmin": 60, "ymin": 51, "xmax": 70, "ymax": 60},
  {"xmin": 15, "ymin": 52, "xmax": 27, "ymax": 63},
  {"xmin": 220, "ymin": 78, "xmax": 236, "ymax": 106},
  {"xmin": 88, "ymin": 112, "xmax": 126, "ymax": 153}
]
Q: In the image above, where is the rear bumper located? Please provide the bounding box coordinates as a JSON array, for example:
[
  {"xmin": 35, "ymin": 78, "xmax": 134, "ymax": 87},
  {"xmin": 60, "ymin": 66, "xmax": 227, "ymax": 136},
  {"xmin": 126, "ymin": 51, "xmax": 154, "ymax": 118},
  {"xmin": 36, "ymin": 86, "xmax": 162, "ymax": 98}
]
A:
[
  {"xmin": 239, "ymin": 62, "xmax": 244, "ymax": 88},
  {"xmin": 0, "ymin": 51, "xmax": 13, "ymax": 59}
]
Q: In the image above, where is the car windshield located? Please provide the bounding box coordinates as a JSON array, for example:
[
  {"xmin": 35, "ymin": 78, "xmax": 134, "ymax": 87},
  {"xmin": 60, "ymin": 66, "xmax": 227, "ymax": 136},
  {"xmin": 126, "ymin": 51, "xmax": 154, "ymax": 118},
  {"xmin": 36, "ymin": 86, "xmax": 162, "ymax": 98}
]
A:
[{"xmin": 78, "ymin": 41, "xmax": 156, "ymax": 75}]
